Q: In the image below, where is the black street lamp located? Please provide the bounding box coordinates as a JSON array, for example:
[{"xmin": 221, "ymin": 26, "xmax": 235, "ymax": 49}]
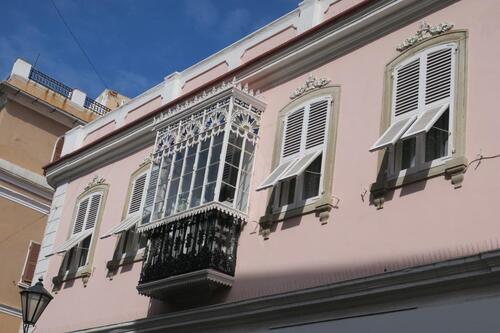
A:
[{"xmin": 19, "ymin": 277, "xmax": 53, "ymax": 333}]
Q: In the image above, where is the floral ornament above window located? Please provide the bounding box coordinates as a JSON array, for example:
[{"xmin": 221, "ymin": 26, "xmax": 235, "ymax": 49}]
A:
[
  {"xmin": 290, "ymin": 74, "xmax": 331, "ymax": 100},
  {"xmin": 397, "ymin": 21, "xmax": 454, "ymax": 52}
]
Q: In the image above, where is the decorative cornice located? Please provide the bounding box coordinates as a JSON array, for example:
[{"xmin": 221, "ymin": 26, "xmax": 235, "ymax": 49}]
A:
[
  {"xmin": 154, "ymin": 78, "xmax": 261, "ymax": 127},
  {"xmin": 84, "ymin": 175, "xmax": 106, "ymax": 192},
  {"xmin": 397, "ymin": 21, "xmax": 454, "ymax": 52},
  {"xmin": 290, "ymin": 74, "xmax": 331, "ymax": 99}
]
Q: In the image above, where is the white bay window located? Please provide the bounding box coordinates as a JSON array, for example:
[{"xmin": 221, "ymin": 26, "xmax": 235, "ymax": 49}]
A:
[{"xmin": 140, "ymin": 85, "xmax": 264, "ymax": 230}]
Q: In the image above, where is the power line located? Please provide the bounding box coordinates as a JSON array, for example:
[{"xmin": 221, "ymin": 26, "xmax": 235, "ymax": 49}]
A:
[{"xmin": 49, "ymin": 0, "xmax": 108, "ymax": 89}]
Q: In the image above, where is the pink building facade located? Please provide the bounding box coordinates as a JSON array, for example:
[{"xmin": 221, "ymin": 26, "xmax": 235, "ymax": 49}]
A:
[{"xmin": 35, "ymin": 0, "xmax": 500, "ymax": 332}]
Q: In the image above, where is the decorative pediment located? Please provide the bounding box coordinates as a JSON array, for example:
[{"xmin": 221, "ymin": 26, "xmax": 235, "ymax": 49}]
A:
[
  {"xmin": 84, "ymin": 175, "xmax": 106, "ymax": 191},
  {"xmin": 290, "ymin": 74, "xmax": 331, "ymax": 99},
  {"xmin": 397, "ymin": 21, "xmax": 454, "ymax": 52}
]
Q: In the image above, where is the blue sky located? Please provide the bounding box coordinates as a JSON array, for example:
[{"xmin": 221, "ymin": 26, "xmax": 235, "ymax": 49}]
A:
[{"xmin": 0, "ymin": 0, "xmax": 298, "ymax": 99}]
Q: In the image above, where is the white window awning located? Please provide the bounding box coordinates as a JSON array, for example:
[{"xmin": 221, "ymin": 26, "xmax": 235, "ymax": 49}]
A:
[
  {"xmin": 256, "ymin": 158, "xmax": 299, "ymax": 191},
  {"xmin": 279, "ymin": 150, "xmax": 322, "ymax": 179},
  {"xmin": 47, "ymin": 229, "xmax": 93, "ymax": 257},
  {"xmin": 369, "ymin": 115, "xmax": 417, "ymax": 152},
  {"xmin": 401, "ymin": 103, "xmax": 449, "ymax": 139},
  {"xmin": 256, "ymin": 150, "xmax": 322, "ymax": 191},
  {"xmin": 100, "ymin": 213, "xmax": 141, "ymax": 239}
]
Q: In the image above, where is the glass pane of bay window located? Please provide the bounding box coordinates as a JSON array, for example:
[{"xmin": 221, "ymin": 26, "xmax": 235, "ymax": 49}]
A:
[
  {"xmin": 219, "ymin": 182, "xmax": 236, "ymax": 204},
  {"xmin": 165, "ymin": 150, "xmax": 185, "ymax": 215},
  {"xmin": 176, "ymin": 144, "xmax": 197, "ymax": 212},
  {"xmin": 153, "ymin": 155, "xmax": 172, "ymax": 220}
]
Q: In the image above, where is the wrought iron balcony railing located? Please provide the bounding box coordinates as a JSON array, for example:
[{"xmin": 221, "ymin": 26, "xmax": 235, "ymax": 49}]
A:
[
  {"xmin": 84, "ymin": 96, "xmax": 111, "ymax": 116},
  {"xmin": 137, "ymin": 209, "xmax": 242, "ymax": 299},
  {"xmin": 29, "ymin": 68, "xmax": 73, "ymax": 99}
]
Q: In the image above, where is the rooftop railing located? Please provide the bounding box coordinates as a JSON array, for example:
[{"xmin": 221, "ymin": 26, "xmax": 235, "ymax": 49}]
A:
[
  {"xmin": 28, "ymin": 67, "xmax": 110, "ymax": 116},
  {"xmin": 84, "ymin": 96, "xmax": 111, "ymax": 116},
  {"xmin": 29, "ymin": 68, "xmax": 73, "ymax": 99}
]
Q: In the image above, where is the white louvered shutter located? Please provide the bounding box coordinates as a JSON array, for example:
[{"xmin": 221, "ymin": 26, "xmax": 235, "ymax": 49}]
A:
[
  {"xmin": 73, "ymin": 198, "xmax": 89, "ymax": 234},
  {"xmin": 141, "ymin": 165, "xmax": 160, "ymax": 224},
  {"xmin": 128, "ymin": 173, "xmax": 147, "ymax": 215},
  {"xmin": 282, "ymin": 108, "xmax": 304, "ymax": 158},
  {"xmin": 306, "ymin": 99, "xmax": 329, "ymax": 149},
  {"xmin": 144, "ymin": 166, "xmax": 159, "ymax": 210},
  {"xmin": 394, "ymin": 58, "xmax": 420, "ymax": 117},
  {"xmin": 85, "ymin": 193, "xmax": 102, "ymax": 230},
  {"xmin": 425, "ymin": 46, "xmax": 453, "ymax": 105}
]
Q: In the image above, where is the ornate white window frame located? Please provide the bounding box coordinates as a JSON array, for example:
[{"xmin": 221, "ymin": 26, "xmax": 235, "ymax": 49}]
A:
[{"xmin": 139, "ymin": 81, "xmax": 266, "ymax": 232}]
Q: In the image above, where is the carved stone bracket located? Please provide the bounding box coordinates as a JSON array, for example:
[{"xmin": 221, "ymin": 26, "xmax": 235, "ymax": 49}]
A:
[
  {"xmin": 259, "ymin": 218, "xmax": 273, "ymax": 240},
  {"xmin": 397, "ymin": 21, "xmax": 454, "ymax": 52},
  {"xmin": 81, "ymin": 271, "xmax": 91, "ymax": 287},
  {"xmin": 370, "ymin": 185, "xmax": 386, "ymax": 210},
  {"xmin": 84, "ymin": 175, "xmax": 106, "ymax": 192},
  {"xmin": 290, "ymin": 74, "xmax": 331, "ymax": 99},
  {"xmin": 315, "ymin": 203, "xmax": 334, "ymax": 225},
  {"xmin": 445, "ymin": 157, "xmax": 468, "ymax": 189}
]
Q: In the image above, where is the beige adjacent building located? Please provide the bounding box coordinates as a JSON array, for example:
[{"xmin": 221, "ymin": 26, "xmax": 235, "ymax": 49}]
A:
[{"xmin": 0, "ymin": 59, "xmax": 127, "ymax": 332}]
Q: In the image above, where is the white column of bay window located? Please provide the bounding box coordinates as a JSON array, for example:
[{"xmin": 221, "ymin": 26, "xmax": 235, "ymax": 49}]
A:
[
  {"xmin": 201, "ymin": 134, "xmax": 215, "ymax": 204},
  {"xmin": 213, "ymin": 98, "xmax": 234, "ymax": 205},
  {"xmin": 159, "ymin": 127, "xmax": 180, "ymax": 218},
  {"xmin": 174, "ymin": 145, "xmax": 189, "ymax": 213},
  {"xmin": 186, "ymin": 140, "xmax": 202, "ymax": 210},
  {"xmin": 232, "ymin": 137, "xmax": 247, "ymax": 210}
]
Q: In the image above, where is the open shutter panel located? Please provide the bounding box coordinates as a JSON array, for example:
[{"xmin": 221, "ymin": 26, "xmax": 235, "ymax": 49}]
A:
[
  {"xmin": 256, "ymin": 158, "xmax": 299, "ymax": 191},
  {"xmin": 425, "ymin": 47, "xmax": 453, "ymax": 105},
  {"xmin": 306, "ymin": 99, "xmax": 329, "ymax": 149},
  {"xmin": 369, "ymin": 115, "xmax": 417, "ymax": 152},
  {"xmin": 85, "ymin": 193, "xmax": 102, "ymax": 230},
  {"xmin": 128, "ymin": 174, "xmax": 147, "ymax": 215},
  {"xmin": 141, "ymin": 165, "xmax": 160, "ymax": 225},
  {"xmin": 73, "ymin": 198, "xmax": 89, "ymax": 234},
  {"xmin": 144, "ymin": 167, "xmax": 159, "ymax": 210},
  {"xmin": 401, "ymin": 103, "xmax": 449, "ymax": 139},
  {"xmin": 280, "ymin": 149, "xmax": 322, "ymax": 179},
  {"xmin": 394, "ymin": 58, "xmax": 420, "ymax": 117},
  {"xmin": 21, "ymin": 241, "xmax": 40, "ymax": 284},
  {"xmin": 282, "ymin": 108, "xmax": 304, "ymax": 158}
]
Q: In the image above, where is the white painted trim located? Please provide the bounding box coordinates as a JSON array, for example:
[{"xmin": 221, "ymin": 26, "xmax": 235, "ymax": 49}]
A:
[
  {"xmin": 0, "ymin": 158, "xmax": 53, "ymax": 200},
  {"xmin": 0, "ymin": 303, "xmax": 22, "ymax": 318},
  {"xmin": 0, "ymin": 185, "xmax": 50, "ymax": 214}
]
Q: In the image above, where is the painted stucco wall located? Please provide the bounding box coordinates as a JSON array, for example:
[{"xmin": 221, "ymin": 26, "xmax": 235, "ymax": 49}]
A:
[
  {"xmin": 0, "ymin": 100, "xmax": 69, "ymax": 175},
  {"xmin": 125, "ymin": 95, "xmax": 162, "ymax": 124},
  {"xmin": 0, "ymin": 197, "xmax": 46, "ymax": 332},
  {"xmin": 82, "ymin": 120, "xmax": 116, "ymax": 145},
  {"xmin": 35, "ymin": 1, "xmax": 500, "ymax": 332},
  {"xmin": 240, "ymin": 26, "xmax": 298, "ymax": 63},
  {"xmin": 182, "ymin": 62, "xmax": 230, "ymax": 94}
]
